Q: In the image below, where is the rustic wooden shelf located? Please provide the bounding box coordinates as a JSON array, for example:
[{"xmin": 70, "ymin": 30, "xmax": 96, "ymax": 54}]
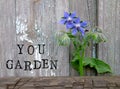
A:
[{"xmin": 0, "ymin": 76, "xmax": 120, "ymax": 89}]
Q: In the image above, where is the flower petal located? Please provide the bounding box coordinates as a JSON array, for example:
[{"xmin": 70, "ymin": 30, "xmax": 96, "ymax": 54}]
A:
[
  {"xmin": 80, "ymin": 21, "xmax": 88, "ymax": 28},
  {"xmin": 64, "ymin": 12, "xmax": 69, "ymax": 18},
  {"xmin": 74, "ymin": 18, "xmax": 80, "ymax": 23},
  {"xmin": 72, "ymin": 29, "xmax": 78, "ymax": 35},
  {"xmin": 71, "ymin": 12, "xmax": 76, "ymax": 18},
  {"xmin": 66, "ymin": 23, "xmax": 74, "ymax": 29},
  {"xmin": 60, "ymin": 19, "xmax": 66, "ymax": 24},
  {"xmin": 79, "ymin": 27, "xmax": 85, "ymax": 36}
]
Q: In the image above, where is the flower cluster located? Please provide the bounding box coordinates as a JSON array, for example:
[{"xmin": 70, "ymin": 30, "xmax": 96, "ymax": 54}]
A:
[{"xmin": 60, "ymin": 12, "xmax": 88, "ymax": 36}]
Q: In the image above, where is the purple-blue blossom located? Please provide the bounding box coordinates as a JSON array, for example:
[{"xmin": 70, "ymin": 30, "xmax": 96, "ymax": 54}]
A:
[
  {"xmin": 60, "ymin": 12, "xmax": 88, "ymax": 36},
  {"xmin": 72, "ymin": 18, "xmax": 88, "ymax": 36},
  {"xmin": 60, "ymin": 12, "xmax": 76, "ymax": 29}
]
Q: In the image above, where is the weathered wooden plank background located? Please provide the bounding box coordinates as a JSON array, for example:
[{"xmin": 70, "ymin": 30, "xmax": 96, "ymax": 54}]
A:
[
  {"xmin": 15, "ymin": 0, "xmax": 69, "ymax": 77},
  {"xmin": 0, "ymin": 0, "xmax": 16, "ymax": 77},
  {"xmin": 98, "ymin": 0, "xmax": 120, "ymax": 75},
  {"xmin": 0, "ymin": 0, "xmax": 120, "ymax": 77},
  {"xmin": 0, "ymin": 0, "xmax": 69, "ymax": 77}
]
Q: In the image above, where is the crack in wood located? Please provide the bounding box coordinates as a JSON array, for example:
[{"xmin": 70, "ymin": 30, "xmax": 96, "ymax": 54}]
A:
[{"xmin": 15, "ymin": 78, "xmax": 32, "ymax": 89}]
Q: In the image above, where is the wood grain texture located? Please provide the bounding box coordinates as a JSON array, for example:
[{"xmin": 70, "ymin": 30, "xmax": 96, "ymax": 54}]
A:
[
  {"xmin": 1, "ymin": 77, "xmax": 120, "ymax": 89},
  {"xmin": 98, "ymin": 0, "xmax": 120, "ymax": 75},
  {"xmin": 31, "ymin": 0, "xmax": 69, "ymax": 76},
  {"xmin": 0, "ymin": 0, "xmax": 16, "ymax": 77},
  {"xmin": 69, "ymin": 0, "xmax": 97, "ymax": 76},
  {"xmin": 0, "ymin": 0, "xmax": 120, "ymax": 77},
  {"xmin": 0, "ymin": 0, "xmax": 69, "ymax": 77}
]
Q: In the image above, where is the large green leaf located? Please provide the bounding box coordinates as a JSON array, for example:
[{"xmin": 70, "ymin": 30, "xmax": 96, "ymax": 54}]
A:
[
  {"xmin": 83, "ymin": 57, "xmax": 112, "ymax": 74},
  {"xmin": 71, "ymin": 57, "xmax": 112, "ymax": 74},
  {"xmin": 70, "ymin": 55, "xmax": 79, "ymax": 72}
]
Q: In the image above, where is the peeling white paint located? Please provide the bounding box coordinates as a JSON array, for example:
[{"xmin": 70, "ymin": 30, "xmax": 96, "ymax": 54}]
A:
[
  {"xmin": 51, "ymin": 70, "xmax": 56, "ymax": 76},
  {"xmin": 30, "ymin": 64, "xmax": 34, "ymax": 74},
  {"xmin": 35, "ymin": 46, "xmax": 42, "ymax": 61},
  {"xmin": 45, "ymin": 69, "xmax": 48, "ymax": 76},
  {"xmin": 16, "ymin": 16, "xmax": 33, "ymax": 43}
]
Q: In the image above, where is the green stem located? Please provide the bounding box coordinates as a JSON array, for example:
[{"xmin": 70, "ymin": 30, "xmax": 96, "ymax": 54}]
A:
[
  {"xmin": 79, "ymin": 48, "xmax": 85, "ymax": 76},
  {"xmin": 71, "ymin": 36, "xmax": 85, "ymax": 76}
]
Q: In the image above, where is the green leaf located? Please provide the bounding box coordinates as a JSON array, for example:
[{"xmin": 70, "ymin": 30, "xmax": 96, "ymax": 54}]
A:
[
  {"xmin": 71, "ymin": 56, "xmax": 79, "ymax": 71},
  {"xmin": 71, "ymin": 57, "xmax": 112, "ymax": 74},
  {"xmin": 67, "ymin": 32, "xmax": 76, "ymax": 38},
  {"xmin": 83, "ymin": 57, "xmax": 112, "ymax": 74},
  {"xmin": 71, "ymin": 53, "xmax": 83, "ymax": 73}
]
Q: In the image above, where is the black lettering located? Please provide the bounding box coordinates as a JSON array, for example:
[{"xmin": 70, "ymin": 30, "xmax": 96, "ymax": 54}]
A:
[
  {"xmin": 24, "ymin": 61, "xmax": 32, "ymax": 71},
  {"xmin": 50, "ymin": 60, "xmax": 58, "ymax": 69},
  {"xmin": 15, "ymin": 60, "xmax": 23, "ymax": 69},
  {"xmin": 38, "ymin": 44, "xmax": 45, "ymax": 54},
  {"xmin": 27, "ymin": 45, "xmax": 34, "ymax": 55},
  {"xmin": 6, "ymin": 60, "xmax": 13, "ymax": 69},
  {"xmin": 42, "ymin": 59, "xmax": 49, "ymax": 69},
  {"xmin": 33, "ymin": 60, "xmax": 41, "ymax": 69},
  {"xmin": 17, "ymin": 44, "xmax": 24, "ymax": 54}
]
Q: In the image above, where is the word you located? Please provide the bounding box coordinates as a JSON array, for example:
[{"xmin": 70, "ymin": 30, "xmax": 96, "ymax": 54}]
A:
[{"xmin": 17, "ymin": 44, "xmax": 45, "ymax": 55}]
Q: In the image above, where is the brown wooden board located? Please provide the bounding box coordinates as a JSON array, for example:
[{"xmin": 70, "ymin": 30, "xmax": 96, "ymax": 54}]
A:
[{"xmin": 0, "ymin": 77, "xmax": 120, "ymax": 89}]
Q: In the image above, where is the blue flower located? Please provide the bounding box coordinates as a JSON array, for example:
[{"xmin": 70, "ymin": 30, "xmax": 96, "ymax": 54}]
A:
[
  {"xmin": 72, "ymin": 18, "xmax": 88, "ymax": 36},
  {"xmin": 60, "ymin": 12, "xmax": 88, "ymax": 36},
  {"xmin": 60, "ymin": 12, "xmax": 76, "ymax": 29}
]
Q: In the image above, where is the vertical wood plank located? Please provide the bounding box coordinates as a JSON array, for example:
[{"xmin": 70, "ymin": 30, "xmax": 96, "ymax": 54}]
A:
[
  {"xmin": 15, "ymin": 0, "xmax": 36, "ymax": 77},
  {"xmin": 32, "ymin": 0, "xmax": 69, "ymax": 76},
  {"xmin": 98, "ymin": 0, "xmax": 120, "ymax": 75},
  {"xmin": 69, "ymin": 0, "xmax": 97, "ymax": 76},
  {"xmin": 54, "ymin": 0, "xmax": 70, "ymax": 76},
  {"xmin": 0, "ymin": 0, "xmax": 16, "ymax": 77}
]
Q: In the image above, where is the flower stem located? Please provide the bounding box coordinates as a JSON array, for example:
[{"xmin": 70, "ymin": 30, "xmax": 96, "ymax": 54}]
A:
[{"xmin": 79, "ymin": 49, "xmax": 85, "ymax": 76}]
